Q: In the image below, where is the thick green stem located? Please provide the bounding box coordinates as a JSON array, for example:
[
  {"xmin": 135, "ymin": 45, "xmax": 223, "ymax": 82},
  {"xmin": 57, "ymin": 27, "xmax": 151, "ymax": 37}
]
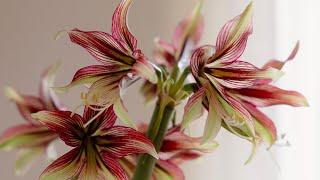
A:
[{"xmin": 132, "ymin": 101, "xmax": 175, "ymax": 180}]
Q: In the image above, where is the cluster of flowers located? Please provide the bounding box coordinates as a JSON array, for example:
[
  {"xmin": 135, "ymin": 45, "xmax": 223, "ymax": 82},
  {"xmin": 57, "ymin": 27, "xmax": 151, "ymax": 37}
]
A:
[{"xmin": 0, "ymin": 0, "xmax": 307, "ymax": 179}]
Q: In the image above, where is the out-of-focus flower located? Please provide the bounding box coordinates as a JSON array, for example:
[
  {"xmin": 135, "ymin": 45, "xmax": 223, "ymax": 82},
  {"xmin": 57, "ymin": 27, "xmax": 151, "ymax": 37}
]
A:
[
  {"xmin": 141, "ymin": 1, "xmax": 203, "ymax": 103},
  {"xmin": 120, "ymin": 124, "xmax": 218, "ymax": 180},
  {"xmin": 55, "ymin": 0, "xmax": 157, "ymax": 114},
  {"xmin": 32, "ymin": 106, "xmax": 158, "ymax": 180},
  {"xmin": 154, "ymin": 0, "xmax": 203, "ymax": 69},
  {"xmin": 182, "ymin": 2, "xmax": 308, "ymax": 152},
  {"xmin": 0, "ymin": 63, "xmax": 63, "ymax": 175}
]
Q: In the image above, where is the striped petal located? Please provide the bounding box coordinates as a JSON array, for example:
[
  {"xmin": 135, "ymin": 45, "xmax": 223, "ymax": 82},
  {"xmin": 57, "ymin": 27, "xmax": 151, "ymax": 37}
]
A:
[
  {"xmin": 190, "ymin": 45, "xmax": 215, "ymax": 78},
  {"xmin": 55, "ymin": 65, "xmax": 130, "ymax": 93},
  {"xmin": 173, "ymin": 0, "xmax": 204, "ymax": 60},
  {"xmin": 4, "ymin": 87, "xmax": 45, "ymax": 124},
  {"xmin": 84, "ymin": 106, "xmax": 117, "ymax": 135},
  {"xmin": 232, "ymin": 85, "xmax": 308, "ymax": 107},
  {"xmin": 40, "ymin": 62, "xmax": 63, "ymax": 110},
  {"xmin": 263, "ymin": 41, "xmax": 299, "ymax": 70},
  {"xmin": 208, "ymin": 2, "xmax": 252, "ymax": 64},
  {"xmin": 0, "ymin": 124, "xmax": 56, "ymax": 150},
  {"xmin": 132, "ymin": 50, "xmax": 158, "ymax": 84},
  {"xmin": 85, "ymin": 73, "xmax": 123, "ymax": 107},
  {"xmin": 69, "ymin": 29, "xmax": 135, "ymax": 65},
  {"xmin": 96, "ymin": 126, "xmax": 158, "ymax": 159},
  {"xmin": 112, "ymin": 0, "xmax": 137, "ymax": 52},
  {"xmin": 40, "ymin": 147, "xmax": 86, "ymax": 180},
  {"xmin": 100, "ymin": 152, "xmax": 128, "ymax": 180},
  {"xmin": 181, "ymin": 87, "xmax": 205, "ymax": 129},
  {"xmin": 243, "ymin": 102, "xmax": 277, "ymax": 145},
  {"xmin": 32, "ymin": 111, "xmax": 84, "ymax": 147}
]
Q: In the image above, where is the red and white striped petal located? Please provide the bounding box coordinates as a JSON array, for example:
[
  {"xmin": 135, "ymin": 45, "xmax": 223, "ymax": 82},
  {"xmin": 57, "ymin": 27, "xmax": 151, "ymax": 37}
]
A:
[
  {"xmin": 0, "ymin": 124, "xmax": 56, "ymax": 150},
  {"xmin": 208, "ymin": 2, "xmax": 252, "ymax": 64},
  {"xmin": 69, "ymin": 29, "xmax": 135, "ymax": 65},
  {"xmin": 40, "ymin": 147, "xmax": 86, "ymax": 180},
  {"xmin": 232, "ymin": 85, "xmax": 308, "ymax": 107},
  {"xmin": 263, "ymin": 41, "xmax": 299, "ymax": 70},
  {"xmin": 172, "ymin": 0, "xmax": 204, "ymax": 59},
  {"xmin": 97, "ymin": 126, "xmax": 158, "ymax": 159},
  {"xmin": 243, "ymin": 102, "xmax": 277, "ymax": 145},
  {"xmin": 112, "ymin": 0, "xmax": 137, "ymax": 52},
  {"xmin": 181, "ymin": 87, "xmax": 205, "ymax": 129},
  {"xmin": 39, "ymin": 62, "xmax": 64, "ymax": 110},
  {"xmin": 100, "ymin": 152, "xmax": 128, "ymax": 180},
  {"xmin": 132, "ymin": 51, "xmax": 157, "ymax": 84},
  {"xmin": 32, "ymin": 111, "xmax": 84, "ymax": 147},
  {"xmin": 85, "ymin": 74, "xmax": 123, "ymax": 107},
  {"xmin": 190, "ymin": 45, "xmax": 215, "ymax": 78}
]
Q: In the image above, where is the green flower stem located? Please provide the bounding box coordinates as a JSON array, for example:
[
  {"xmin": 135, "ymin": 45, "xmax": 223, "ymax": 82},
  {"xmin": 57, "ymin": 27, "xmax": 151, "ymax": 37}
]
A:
[{"xmin": 132, "ymin": 100, "xmax": 175, "ymax": 180}]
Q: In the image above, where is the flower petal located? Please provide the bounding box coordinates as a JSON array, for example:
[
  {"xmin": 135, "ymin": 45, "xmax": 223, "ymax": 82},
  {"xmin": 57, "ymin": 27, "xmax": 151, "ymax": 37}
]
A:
[
  {"xmin": 112, "ymin": 0, "xmax": 137, "ymax": 52},
  {"xmin": 4, "ymin": 87, "xmax": 45, "ymax": 124},
  {"xmin": 54, "ymin": 65, "xmax": 130, "ymax": 93},
  {"xmin": 181, "ymin": 87, "xmax": 205, "ymax": 129},
  {"xmin": 132, "ymin": 51, "xmax": 158, "ymax": 84},
  {"xmin": 190, "ymin": 45, "xmax": 215, "ymax": 77},
  {"xmin": 263, "ymin": 41, "xmax": 299, "ymax": 70},
  {"xmin": 100, "ymin": 152, "xmax": 128, "ymax": 180},
  {"xmin": 0, "ymin": 124, "xmax": 56, "ymax": 150},
  {"xmin": 232, "ymin": 85, "xmax": 308, "ymax": 107},
  {"xmin": 113, "ymin": 98, "xmax": 136, "ymax": 129},
  {"xmin": 40, "ymin": 147, "xmax": 86, "ymax": 180},
  {"xmin": 153, "ymin": 38, "xmax": 176, "ymax": 67},
  {"xmin": 209, "ymin": 2, "xmax": 253, "ymax": 64},
  {"xmin": 85, "ymin": 73, "xmax": 123, "ymax": 107},
  {"xmin": 15, "ymin": 147, "xmax": 45, "ymax": 176},
  {"xmin": 243, "ymin": 102, "xmax": 277, "ymax": 145},
  {"xmin": 96, "ymin": 126, "xmax": 158, "ymax": 159},
  {"xmin": 32, "ymin": 111, "xmax": 84, "ymax": 147},
  {"xmin": 69, "ymin": 29, "xmax": 135, "ymax": 65},
  {"xmin": 173, "ymin": 0, "xmax": 204, "ymax": 59},
  {"xmin": 155, "ymin": 160, "xmax": 185, "ymax": 180},
  {"xmin": 40, "ymin": 62, "xmax": 63, "ymax": 110}
]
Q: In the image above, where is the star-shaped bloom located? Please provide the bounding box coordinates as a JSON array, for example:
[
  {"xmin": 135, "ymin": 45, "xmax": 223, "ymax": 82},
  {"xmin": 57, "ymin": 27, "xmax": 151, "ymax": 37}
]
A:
[
  {"xmin": 56, "ymin": 0, "xmax": 157, "ymax": 111},
  {"xmin": 120, "ymin": 125, "xmax": 217, "ymax": 180},
  {"xmin": 0, "ymin": 63, "xmax": 63, "ymax": 175},
  {"xmin": 32, "ymin": 106, "xmax": 158, "ymax": 180},
  {"xmin": 182, "ymin": 2, "xmax": 308, "ymax": 149}
]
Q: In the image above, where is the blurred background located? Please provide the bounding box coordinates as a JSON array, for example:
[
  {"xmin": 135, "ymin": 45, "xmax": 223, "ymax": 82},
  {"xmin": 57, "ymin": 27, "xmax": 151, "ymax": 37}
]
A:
[{"xmin": 0, "ymin": 0, "xmax": 318, "ymax": 179}]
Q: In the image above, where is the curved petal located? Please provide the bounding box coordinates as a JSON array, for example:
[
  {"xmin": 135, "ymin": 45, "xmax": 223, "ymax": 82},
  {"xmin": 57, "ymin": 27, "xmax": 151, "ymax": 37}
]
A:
[
  {"xmin": 54, "ymin": 65, "xmax": 130, "ymax": 93},
  {"xmin": 15, "ymin": 147, "xmax": 45, "ymax": 176},
  {"xmin": 69, "ymin": 29, "xmax": 135, "ymax": 65},
  {"xmin": 40, "ymin": 147, "xmax": 86, "ymax": 180},
  {"xmin": 155, "ymin": 160, "xmax": 185, "ymax": 180},
  {"xmin": 0, "ymin": 124, "xmax": 56, "ymax": 150},
  {"xmin": 100, "ymin": 152, "xmax": 128, "ymax": 180},
  {"xmin": 85, "ymin": 74, "xmax": 122, "ymax": 107},
  {"xmin": 153, "ymin": 38, "xmax": 176, "ymax": 67},
  {"xmin": 190, "ymin": 45, "xmax": 215, "ymax": 77},
  {"xmin": 113, "ymin": 98, "xmax": 136, "ymax": 129},
  {"xmin": 96, "ymin": 126, "xmax": 158, "ymax": 159},
  {"xmin": 4, "ymin": 87, "xmax": 45, "ymax": 124},
  {"xmin": 173, "ymin": 0, "xmax": 204, "ymax": 59},
  {"xmin": 263, "ymin": 41, "xmax": 299, "ymax": 70},
  {"xmin": 232, "ymin": 85, "xmax": 308, "ymax": 107},
  {"xmin": 40, "ymin": 62, "xmax": 64, "ymax": 110},
  {"xmin": 112, "ymin": 0, "xmax": 137, "ymax": 52},
  {"xmin": 132, "ymin": 50, "xmax": 158, "ymax": 84},
  {"xmin": 32, "ymin": 111, "xmax": 84, "ymax": 147},
  {"xmin": 210, "ymin": 2, "xmax": 252, "ymax": 64},
  {"xmin": 181, "ymin": 87, "xmax": 205, "ymax": 129}
]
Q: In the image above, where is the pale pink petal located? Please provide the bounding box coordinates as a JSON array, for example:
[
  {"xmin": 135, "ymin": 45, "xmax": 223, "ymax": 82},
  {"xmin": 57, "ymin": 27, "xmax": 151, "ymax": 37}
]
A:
[{"xmin": 156, "ymin": 160, "xmax": 185, "ymax": 180}]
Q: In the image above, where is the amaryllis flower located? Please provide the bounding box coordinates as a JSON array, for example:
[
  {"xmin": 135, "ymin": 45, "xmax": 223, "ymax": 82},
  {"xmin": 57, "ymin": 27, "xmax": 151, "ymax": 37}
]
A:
[
  {"xmin": 153, "ymin": 0, "xmax": 203, "ymax": 69},
  {"xmin": 56, "ymin": 0, "xmax": 157, "ymax": 118},
  {"xmin": 120, "ymin": 125, "xmax": 217, "ymax": 180},
  {"xmin": 182, "ymin": 2, "xmax": 308, "ymax": 150},
  {"xmin": 31, "ymin": 106, "xmax": 158, "ymax": 180},
  {"xmin": 0, "ymin": 63, "xmax": 63, "ymax": 175}
]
